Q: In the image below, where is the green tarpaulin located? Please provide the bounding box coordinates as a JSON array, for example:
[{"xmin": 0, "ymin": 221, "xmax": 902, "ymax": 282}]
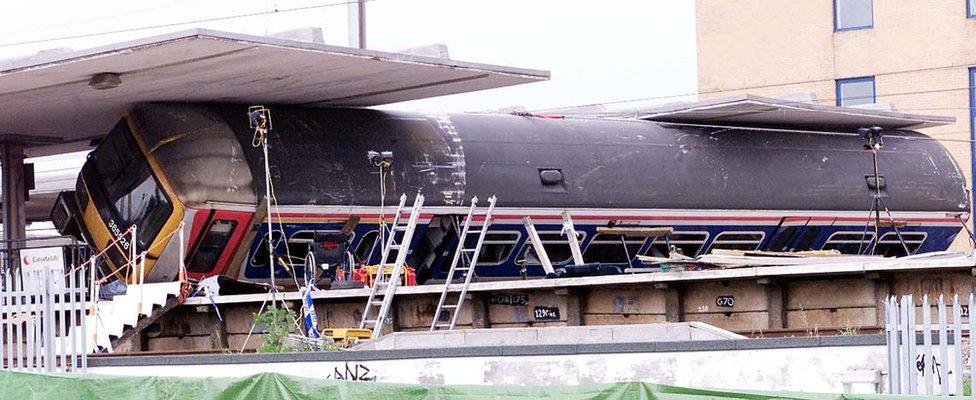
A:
[{"xmin": 0, "ymin": 370, "xmax": 906, "ymax": 400}]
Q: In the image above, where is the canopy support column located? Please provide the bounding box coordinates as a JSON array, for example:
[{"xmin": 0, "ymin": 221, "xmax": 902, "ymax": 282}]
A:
[{"xmin": 1, "ymin": 142, "xmax": 27, "ymax": 249}]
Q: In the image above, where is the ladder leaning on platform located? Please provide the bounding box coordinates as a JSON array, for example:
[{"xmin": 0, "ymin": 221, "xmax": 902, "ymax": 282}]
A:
[
  {"xmin": 359, "ymin": 194, "xmax": 425, "ymax": 339},
  {"xmin": 430, "ymin": 196, "xmax": 497, "ymax": 331}
]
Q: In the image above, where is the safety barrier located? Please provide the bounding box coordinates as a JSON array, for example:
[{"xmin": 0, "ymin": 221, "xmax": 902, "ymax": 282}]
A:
[
  {"xmin": 884, "ymin": 294, "xmax": 974, "ymax": 395},
  {"xmin": 0, "ymin": 238, "xmax": 92, "ymax": 372}
]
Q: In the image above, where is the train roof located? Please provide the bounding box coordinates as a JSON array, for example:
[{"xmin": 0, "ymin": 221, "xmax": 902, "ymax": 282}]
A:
[
  {"xmin": 636, "ymin": 94, "xmax": 954, "ymax": 131},
  {"xmin": 0, "ymin": 29, "xmax": 549, "ymax": 157}
]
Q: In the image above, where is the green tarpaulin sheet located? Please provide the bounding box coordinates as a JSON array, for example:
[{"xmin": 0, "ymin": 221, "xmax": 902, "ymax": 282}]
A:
[{"xmin": 0, "ymin": 370, "xmax": 909, "ymax": 400}]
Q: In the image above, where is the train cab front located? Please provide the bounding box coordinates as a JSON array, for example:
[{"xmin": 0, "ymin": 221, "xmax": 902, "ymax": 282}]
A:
[{"xmin": 64, "ymin": 114, "xmax": 185, "ymax": 283}]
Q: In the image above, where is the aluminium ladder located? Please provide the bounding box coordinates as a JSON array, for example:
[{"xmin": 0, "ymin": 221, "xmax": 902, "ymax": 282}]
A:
[
  {"xmin": 359, "ymin": 193, "xmax": 425, "ymax": 339},
  {"xmin": 430, "ymin": 196, "xmax": 497, "ymax": 331}
]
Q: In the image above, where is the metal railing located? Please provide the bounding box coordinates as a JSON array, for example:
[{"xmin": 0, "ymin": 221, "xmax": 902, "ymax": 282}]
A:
[
  {"xmin": 0, "ymin": 222, "xmax": 187, "ymax": 371},
  {"xmin": 0, "ymin": 238, "xmax": 92, "ymax": 372},
  {"xmin": 884, "ymin": 294, "xmax": 974, "ymax": 395}
]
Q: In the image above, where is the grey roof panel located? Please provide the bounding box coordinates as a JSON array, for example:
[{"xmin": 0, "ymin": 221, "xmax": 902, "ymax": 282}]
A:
[
  {"xmin": 0, "ymin": 29, "xmax": 548, "ymax": 155},
  {"xmin": 635, "ymin": 94, "xmax": 954, "ymax": 131}
]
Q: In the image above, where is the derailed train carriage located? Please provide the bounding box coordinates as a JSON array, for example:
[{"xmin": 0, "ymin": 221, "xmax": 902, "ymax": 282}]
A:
[{"xmin": 52, "ymin": 102, "xmax": 970, "ymax": 287}]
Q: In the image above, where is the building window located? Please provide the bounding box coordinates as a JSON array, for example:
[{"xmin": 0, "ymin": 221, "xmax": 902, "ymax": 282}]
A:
[
  {"xmin": 644, "ymin": 232, "xmax": 709, "ymax": 258},
  {"xmin": 519, "ymin": 232, "xmax": 585, "ymax": 265},
  {"xmin": 834, "ymin": 0, "xmax": 873, "ymax": 31},
  {"xmin": 836, "ymin": 76, "xmax": 876, "ymax": 106},
  {"xmin": 969, "ymin": 0, "xmax": 976, "ymax": 18},
  {"xmin": 583, "ymin": 234, "xmax": 645, "ymax": 264},
  {"xmin": 874, "ymin": 232, "xmax": 926, "ymax": 257},
  {"xmin": 821, "ymin": 231, "xmax": 875, "ymax": 255},
  {"xmin": 463, "ymin": 231, "xmax": 521, "ymax": 265},
  {"xmin": 707, "ymin": 232, "xmax": 765, "ymax": 253}
]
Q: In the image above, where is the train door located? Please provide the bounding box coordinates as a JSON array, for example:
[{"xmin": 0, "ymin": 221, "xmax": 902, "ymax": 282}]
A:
[{"xmin": 184, "ymin": 209, "xmax": 252, "ymax": 280}]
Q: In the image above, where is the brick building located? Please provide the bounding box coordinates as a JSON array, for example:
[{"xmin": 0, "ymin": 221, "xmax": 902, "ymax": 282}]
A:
[{"xmin": 696, "ymin": 0, "xmax": 976, "ymax": 248}]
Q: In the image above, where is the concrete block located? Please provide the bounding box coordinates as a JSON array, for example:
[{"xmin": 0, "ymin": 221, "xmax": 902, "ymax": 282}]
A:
[
  {"xmin": 146, "ymin": 335, "xmax": 213, "ymax": 352},
  {"xmin": 787, "ymin": 279, "xmax": 875, "ymax": 310},
  {"xmin": 683, "ymin": 281, "xmax": 768, "ymax": 313},
  {"xmin": 786, "ymin": 307, "xmax": 876, "ymax": 331},
  {"xmin": 584, "ymin": 288, "xmax": 666, "ymax": 314},
  {"xmin": 582, "ymin": 313, "xmax": 666, "ymax": 325},
  {"xmin": 683, "ymin": 311, "xmax": 770, "ymax": 332}
]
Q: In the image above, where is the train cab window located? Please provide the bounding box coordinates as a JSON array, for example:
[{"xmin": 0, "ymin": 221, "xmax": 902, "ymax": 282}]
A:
[
  {"xmin": 584, "ymin": 234, "xmax": 644, "ymax": 263},
  {"xmin": 249, "ymin": 230, "xmax": 284, "ymax": 266},
  {"xmin": 874, "ymin": 232, "xmax": 926, "ymax": 257},
  {"xmin": 644, "ymin": 232, "xmax": 709, "ymax": 258},
  {"xmin": 463, "ymin": 231, "xmax": 520, "ymax": 265},
  {"xmin": 821, "ymin": 232, "xmax": 875, "ymax": 254},
  {"xmin": 187, "ymin": 220, "xmax": 237, "ymax": 273},
  {"xmin": 707, "ymin": 232, "xmax": 765, "ymax": 253},
  {"xmin": 519, "ymin": 232, "xmax": 585, "ymax": 265}
]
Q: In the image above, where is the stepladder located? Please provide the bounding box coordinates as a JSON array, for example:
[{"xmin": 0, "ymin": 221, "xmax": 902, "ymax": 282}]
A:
[
  {"xmin": 359, "ymin": 193, "xmax": 425, "ymax": 339},
  {"xmin": 430, "ymin": 196, "xmax": 497, "ymax": 331}
]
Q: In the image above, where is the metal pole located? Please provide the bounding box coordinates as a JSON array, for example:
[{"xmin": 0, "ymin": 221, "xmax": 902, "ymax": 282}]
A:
[
  {"xmin": 348, "ymin": 0, "xmax": 366, "ymax": 48},
  {"xmin": 262, "ymin": 134, "xmax": 277, "ymax": 295}
]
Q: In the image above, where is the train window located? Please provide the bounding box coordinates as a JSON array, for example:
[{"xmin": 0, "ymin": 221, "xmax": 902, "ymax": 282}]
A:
[
  {"xmin": 768, "ymin": 226, "xmax": 798, "ymax": 252},
  {"xmin": 793, "ymin": 227, "xmax": 821, "ymax": 251},
  {"xmin": 286, "ymin": 230, "xmax": 353, "ymax": 266},
  {"xmin": 583, "ymin": 234, "xmax": 644, "ymax": 263},
  {"xmin": 644, "ymin": 232, "xmax": 709, "ymax": 258},
  {"xmin": 874, "ymin": 232, "xmax": 926, "ymax": 257},
  {"xmin": 249, "ymin": 230, "xmax": 285, "ymax": 266},
  {"xmin": 519, "ymin": 232, "xmax": 585, "ymax": 265},
  {"xmin": 463, "ymin": 231, "xmax": 521, "ymax": 265},
  {"xmin": 187, "ymin": 220, "xmax": 237, "ymax": 273},
  {"xmin": 707, "ymin": 232, "xmax": 765, "ymax": 253},
  {"xmin": 354, "ymin": 230, "xmax": 402, "ymax": 263},
  {"xmin": 821, "ymin": 232, "xmax": 875, "ymax": 254}
]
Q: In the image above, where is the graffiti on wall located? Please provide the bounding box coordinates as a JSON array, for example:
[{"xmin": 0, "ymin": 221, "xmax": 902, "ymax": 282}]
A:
[{"xmin": 328, "ymin": 362, "xmax": 376, "ymax": 381}]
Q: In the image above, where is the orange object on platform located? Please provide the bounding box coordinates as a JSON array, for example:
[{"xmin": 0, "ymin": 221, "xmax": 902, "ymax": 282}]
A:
[{"xmin": 354, "ymin": 265, "xmax": 417, "ymax": 287}]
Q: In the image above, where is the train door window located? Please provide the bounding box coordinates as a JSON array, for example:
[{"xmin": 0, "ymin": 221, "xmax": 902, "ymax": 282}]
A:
[
  {"xmin": 187, "ymin": 220, "xmax": 238, "ymax": 273},
  {"xmin": 584, "ymin": 234, "xmax": 645, "ymax": 263},
  {"xmin": 874, "ymin": 232, "xmax": 926, "ymax": 257},
  {"xmin": 644, "ymin": 232, "xmax": 709, "ymax": 257},
  {"xmin": 463, "ymin": 231, "xmax": 521, "ymax": 265},
  {"xmin": 707, "ymin": 232, "xmax": 765, "ymax": 253},
  {"xmin": 249, "ymin": 230, "xmax": 285, "ymax": 266},
  {"xmin": 821, "ymin": 231, "xmax": 875, "ymax": 254},
  {"xmin": 519, "ymin": 232, "xmax": 585, "ymax": 265}
]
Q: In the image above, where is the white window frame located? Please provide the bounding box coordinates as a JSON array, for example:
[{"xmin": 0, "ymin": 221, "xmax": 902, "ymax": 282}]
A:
[
  {"xmin": 518, "ymin": 230, "xmax": 587, "ymax": 265},
  {"xmin": 643, "ymin": 231, "xmax": 710, "ymax": 257},
  {"xmin": 707, "ymin": 231, "xmax": 766, "ymax": 253},
  {"xmin": 468, "ymin": 230, "xmax": 522, "ymax": 266}
]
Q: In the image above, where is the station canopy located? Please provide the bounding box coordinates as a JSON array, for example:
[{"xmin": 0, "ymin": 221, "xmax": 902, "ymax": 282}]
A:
[
  {"xmin": 635, "ymin": 94, "xmax": 955, "ymax": 131},
  {"xmin": 0, "ymin": 29, "xmax": 549, "ymax": 156}
]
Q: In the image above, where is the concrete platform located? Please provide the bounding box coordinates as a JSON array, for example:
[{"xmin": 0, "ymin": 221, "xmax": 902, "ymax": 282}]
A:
[{"xmin": 355, "ymin": 323, "xmax": 745, "ymax": 351}]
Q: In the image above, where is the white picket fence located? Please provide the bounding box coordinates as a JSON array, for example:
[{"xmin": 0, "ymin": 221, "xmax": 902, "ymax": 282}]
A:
[
  {"xmin": 0, "ymin": 260, "xmax": 90, "ymax": 372},
  {"xmin": 885, "ymin": 294, "xmax": 974, "ymax": 395}
]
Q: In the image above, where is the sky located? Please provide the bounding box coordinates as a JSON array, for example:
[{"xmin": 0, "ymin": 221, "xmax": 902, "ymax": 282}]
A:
[
  {"xmin": 0, "ymin": 0, "xmax": 698, "ymax": 112},
  {"xmin": 1, "ymin": 0, "xmax": 698, "ymax": 233}
]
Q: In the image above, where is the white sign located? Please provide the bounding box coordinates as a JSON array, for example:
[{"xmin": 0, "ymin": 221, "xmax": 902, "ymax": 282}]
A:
[{"xmin": 20, "ymin": 246, "xmax": 66, "ymax": 293}]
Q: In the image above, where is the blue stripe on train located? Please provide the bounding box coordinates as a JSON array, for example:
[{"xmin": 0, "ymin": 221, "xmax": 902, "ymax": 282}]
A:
[{"xmin": 241, "ymin": 221, "xmax": 961, "ymax": 281}]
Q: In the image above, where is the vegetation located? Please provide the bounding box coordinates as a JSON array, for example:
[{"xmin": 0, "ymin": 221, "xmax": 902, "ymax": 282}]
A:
[{"xmin": 253, "ymin": 306, "xmax": 297, "ymax": 353}]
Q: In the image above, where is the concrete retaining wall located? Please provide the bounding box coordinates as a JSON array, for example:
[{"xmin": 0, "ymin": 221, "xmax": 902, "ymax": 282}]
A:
[{"xmin": 88, "ymin": 336, "xmax": 889, "ymax": 393}]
